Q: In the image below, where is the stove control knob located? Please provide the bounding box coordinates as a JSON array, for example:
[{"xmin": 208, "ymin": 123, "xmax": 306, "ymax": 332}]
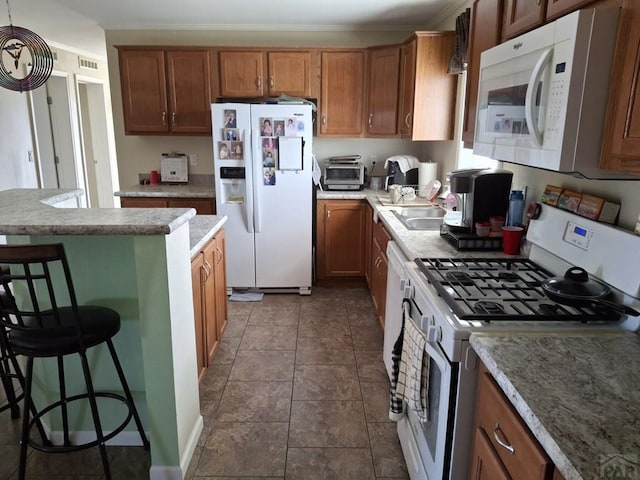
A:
[
  {"xmin": 403, "ymin": 283, "xmax": 414, "ymax": 298},
  {"xmin": 427, "ymin": 325, "xmax": 442, "ymax": 343}
]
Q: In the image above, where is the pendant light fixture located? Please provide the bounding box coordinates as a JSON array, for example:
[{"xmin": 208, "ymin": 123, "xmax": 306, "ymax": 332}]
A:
[{"xmin": 0, "ymin": 0, "xmax": 53, "ymax": 92}]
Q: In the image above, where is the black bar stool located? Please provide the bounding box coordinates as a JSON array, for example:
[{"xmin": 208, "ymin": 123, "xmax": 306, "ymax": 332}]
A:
[
  {"xmin": 0, "ymin": 244, "xmax": 149, "ymax": 480},
  {"xmin": 0, "ymin": 283, "xmax": 21, "ymax": 419}
]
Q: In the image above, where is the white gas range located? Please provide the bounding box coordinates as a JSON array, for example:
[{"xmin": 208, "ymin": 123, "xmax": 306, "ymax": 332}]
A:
[{"xmin": 384, "ymin": 205, "xmax": 640, "ymax": 480}]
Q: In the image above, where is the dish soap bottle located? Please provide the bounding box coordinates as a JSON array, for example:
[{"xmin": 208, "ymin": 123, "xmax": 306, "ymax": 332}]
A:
[{"xmin": 507, "ymin": 190, "xmax": 524, "ymax": 226}]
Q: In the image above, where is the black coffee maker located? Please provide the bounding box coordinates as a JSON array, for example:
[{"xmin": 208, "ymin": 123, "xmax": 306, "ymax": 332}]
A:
[
  {"xmin": 386, "ymin": 160, "xmax": 419, "ymax": 186},
  {"xmin": 445, "ymin": 168, "xmax": 513, "ymax": 230}
]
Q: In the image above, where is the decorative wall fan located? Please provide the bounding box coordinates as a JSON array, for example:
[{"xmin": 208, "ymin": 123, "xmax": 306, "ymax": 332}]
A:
[{"xmin": 0, "ymin": 0, "xmax": 53, "ymax": 92}]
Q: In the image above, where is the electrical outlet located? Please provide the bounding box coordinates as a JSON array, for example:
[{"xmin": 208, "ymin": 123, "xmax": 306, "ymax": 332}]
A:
[{"xmin": 188, "ymin": 154, "xmax": 198, "ymax": 166}]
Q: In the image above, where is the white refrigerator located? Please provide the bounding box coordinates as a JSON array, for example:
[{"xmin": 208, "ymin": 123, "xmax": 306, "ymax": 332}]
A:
[{"xmin": 212, "ymin": 103, "xmax": 313, "ymax": 294}]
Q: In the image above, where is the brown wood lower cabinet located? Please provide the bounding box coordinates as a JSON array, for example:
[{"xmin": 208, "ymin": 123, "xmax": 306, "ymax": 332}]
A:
[
  {"xmin": 316, "ymin": 199, "xmax": 367, "ymax": 280},
  {"xmin": 120, "ymin": 196, "xmax": 215, "ymax": 214},
  {"xmin": 370, "ymin": 218, "xmax": 391, "ymax": 328},
  {"xmin": 191, "ymin": 228, "xmax": 227, "ymax": 383},
  {"xmin": 470, "ymin": 363, "xmax": 557, "ymax": 480}
]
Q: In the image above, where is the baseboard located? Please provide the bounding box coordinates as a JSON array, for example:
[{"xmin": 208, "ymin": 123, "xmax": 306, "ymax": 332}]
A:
[
  {"xmin": 180, "ymin": 415, "xmax": 204, "ymax": 474},
  {"xmin": 48, "ymin": 429, "xmax": 147, "ymax": 446},
  {"xmin": 149, "ymin": 465, "xmax": 183, "ymax": 480}
]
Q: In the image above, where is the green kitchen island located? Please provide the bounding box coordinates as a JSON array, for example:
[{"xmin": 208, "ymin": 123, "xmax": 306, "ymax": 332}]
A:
[{"xmin": 0, "ymin": 188, "xmax": 225, "ymax": 480}]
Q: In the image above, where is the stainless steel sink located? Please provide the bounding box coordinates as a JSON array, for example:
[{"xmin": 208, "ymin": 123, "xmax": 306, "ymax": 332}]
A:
[{"xmin": 391, "ymin": 205, "xmax": 446, "ymax": 231}]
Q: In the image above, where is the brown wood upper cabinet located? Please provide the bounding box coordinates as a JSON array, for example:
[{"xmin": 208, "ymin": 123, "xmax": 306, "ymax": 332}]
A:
[
  {"xmin": 117, "ymin": 48, "xmax": 212, "ymax": 135},
  {"xmin": 398, "ymin": 32, "xmax": 457, "ymax": 141},
  {"xmin": 600, "ymin": 0, "xmax": 640, "ymax": 176},
  {"xmin": 462, "ymin": 0, "xmax": 504, "ymax": 147},
  {"xmin": 218, "ymin": 49, "xmax": 313, "ymax": 98},
  {"xmin": 319, "ymin": 50, "xmax": 366, "ymax": 137},
  {"xmin": 501, "ymin": 0, "xmax": 601, "ymax": 41},
  {"xmin": 366, "ymin": 45, "xmax": 401, "ymax": 137}
]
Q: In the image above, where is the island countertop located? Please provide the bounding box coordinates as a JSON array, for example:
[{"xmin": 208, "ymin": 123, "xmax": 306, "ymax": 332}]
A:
[
  {"xmin": 115, "ymin": 184, "xmax": 215, "ymax": 198},
  {"xmin": 470, "ymin": 333, "xmax": 640, "ymax": 480},
  {"xmin": 0, "ymin": 188, "xmax": 196, "ymax": 235}
]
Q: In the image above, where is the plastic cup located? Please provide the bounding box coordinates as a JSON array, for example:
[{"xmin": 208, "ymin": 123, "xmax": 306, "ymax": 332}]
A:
[{"xmin": 502, "ymin": 226, "xmax": 524, "ymax": 255}]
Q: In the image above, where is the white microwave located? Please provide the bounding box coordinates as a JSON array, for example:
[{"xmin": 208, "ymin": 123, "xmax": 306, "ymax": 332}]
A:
[{"xmin": 473, "ymin": 8, "xmax": 621, "ymax": 179}]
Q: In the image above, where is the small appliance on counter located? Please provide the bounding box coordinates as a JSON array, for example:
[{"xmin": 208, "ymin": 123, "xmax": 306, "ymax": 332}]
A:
[
  {"xmin": 385, "ymin": 155, "xmax": 419, "ymax": 187},
  {"xmin": 160, "ymin": 153, "xmax": 188, "ymax": 183},
  {"xmin": 441, "ymin": 168, "xmax": 513, "ymax": 250},
  {"xmin": 322, "ymin": 155, "xmax": 366, "ymax": 191}
]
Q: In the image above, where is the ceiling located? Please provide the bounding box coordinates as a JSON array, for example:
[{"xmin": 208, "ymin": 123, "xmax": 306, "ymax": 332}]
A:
[{"xmin": 7, "ymin": 0, "xmax": 467, "ymax": 58}]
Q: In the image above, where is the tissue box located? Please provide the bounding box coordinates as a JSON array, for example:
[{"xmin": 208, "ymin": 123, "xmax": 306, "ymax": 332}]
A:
[
  {"xmin": 541, "ymin": 185, "xmax": 563, "ymax": 206},
  {"xmin": 576, "ymin": 194, "xmax": 604, "ymax": 220},
  {"xmin": 557, "ymin": 189, "xmax": 582, "ymax": 213}
]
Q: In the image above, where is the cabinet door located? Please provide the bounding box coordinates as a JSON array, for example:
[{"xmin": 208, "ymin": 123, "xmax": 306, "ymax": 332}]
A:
[
  {"xmin": 167, "ymin": 198, "xmax": 215, "ymax": 214},
  {"xmin": 218, "ymin": 51, "xmax": 265, "ymax": 97},
  {"xmin": 600, "ymin": 1, "xmax": 640, "ymax": 175},
  {"xmin": 501, "ymin": 0, "xmax": 546, "ymax": 41},
  {"xmin": 120, "ymin": 197, "xmax": 168, "ymax": 208},
  {"xmin": 398, "ymin": 39, "xmax": 417, "ymax": 138},
  {"xmin": 366, "ymin": 46, "xmax": 400, "ymax": 137},
  {"xmin": 202, "ymin": 238, "xmax": 219, "ymax": 364},
  {"xmin": 166, "ymin": 50, "xmax": 212, "ymax": 134},
  {"xmin": 364, "ymin": 204, "xmax": 373, "ymax": 288},
  {"xmin": 191, "ymin": 253, "xmax": 207, "ymax": 382},
  {"xmin": 268, "ymin": 51, "xmax": 312, "ymax": 97},
  {"xmin": 213, "ymin": 229, "xmax": 228, "ymax": 339},
  {"xmin": 462, "ymin": 0, "xmax": 504, "ymax": 147},
  {"xmin": 319, "ymin": 51, "xmax": 366, "ymax": 136},
  {"xmin": 469, "ymin": 428, "xmax": 511, "ymax": 480},
  {"xmin": 371, "ymin": 237, "xmax": 388, "ymax": 329},
  {"xmin": 316, "ymin": 200, "xmax": 367, "ymax": 278},
  {"xmin": 118, "ymin": 49, "xmax": 169, "ymax": 134},
  {"xmin": 545, "ymin": 0, "xmax": 597, "ymax": 21}
]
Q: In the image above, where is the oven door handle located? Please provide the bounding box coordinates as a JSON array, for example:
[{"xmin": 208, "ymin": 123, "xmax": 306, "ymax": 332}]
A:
[{"xmin": 404, "ymin": 297, "xmax": 450, "ymax": 368}]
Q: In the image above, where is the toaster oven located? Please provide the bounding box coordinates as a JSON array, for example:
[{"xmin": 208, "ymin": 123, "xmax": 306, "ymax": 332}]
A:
[{"xmin": 323, "ymin": 162, "xmax": 366, "ymax": 190}]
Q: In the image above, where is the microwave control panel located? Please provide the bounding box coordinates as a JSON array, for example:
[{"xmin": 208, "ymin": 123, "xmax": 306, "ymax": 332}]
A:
[{"xmin": 562, "ymin": 221, "xmax": 593, "ymax": 251}]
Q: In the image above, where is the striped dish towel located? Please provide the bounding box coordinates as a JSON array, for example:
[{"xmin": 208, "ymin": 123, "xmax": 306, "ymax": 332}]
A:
[{"xmin": 389, "ymin": 300, "xmax": 430, "ymax": 423}]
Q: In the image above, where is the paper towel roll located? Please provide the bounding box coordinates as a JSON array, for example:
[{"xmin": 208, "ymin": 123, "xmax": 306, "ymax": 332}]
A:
[{"xmin": 417, "ymin": 162, "xmax": 438, "ymax": 197}]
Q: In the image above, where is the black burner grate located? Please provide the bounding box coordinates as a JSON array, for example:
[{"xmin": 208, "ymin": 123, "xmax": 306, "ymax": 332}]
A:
[{"xmin": 414, "ymin": 257, "xmax": 621, "ymax": 322}]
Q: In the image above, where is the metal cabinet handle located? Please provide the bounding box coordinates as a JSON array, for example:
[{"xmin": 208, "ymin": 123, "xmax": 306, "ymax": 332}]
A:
[
  {"xmin": 269, "ymin": 75, "xmax": 274, "ymax": 89},
  {"xmin": 200, "ymin": 264, "xmax": 207, "ymax": 283},
  {"xmin": 162, "ymin": 111, "xmax": 166, "ymax": 125},
  {"xmin": 493, "ymin": 422, "xmax": 515, "ymax": 455},
  {"xmin": 326, "ymin": 210, "xmax": 331, "ymax": 220},
  {"xmin": 204, "ymin": 261, "xmax": 213, "ymax": 280},
  {"xmin": 257, "ymin": 75, "xmax": 262, "ymax": 90},
  {"xmin": 536, "ymin": 0, "xmax": 541, "ymax": 5},
  {"xmin": 216, "ymin": 246, "xmax": 223, "ymax": 264},
  {"xmin": 404, "ymin": 112, "xmax": 412, "ymax": 128},
  {"xmin": 171, "ymin": 112, "xmax": 176, "ymax": 126},
  {"xmin": 322, "ymin": 115, "xmax": 327, "ymax": 126},
  {"xmin": 368, "ymin": 114, "xmax": 373, "ymax": 127}
]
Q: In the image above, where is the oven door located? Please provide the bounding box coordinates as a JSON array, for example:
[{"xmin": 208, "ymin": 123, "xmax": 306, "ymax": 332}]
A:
[{"xmin": 397, "ymin": 297, "xmax": 457, "ymax": 480}]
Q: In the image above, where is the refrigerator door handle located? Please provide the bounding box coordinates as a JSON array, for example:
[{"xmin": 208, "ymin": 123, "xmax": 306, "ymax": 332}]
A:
[
  {"xmin": 252, "ymin": 128, "xmax": 262, "ymax": 233},
  {"xmin": 245, "ymin": 128, "xmax": 254, "ymax": 234}
]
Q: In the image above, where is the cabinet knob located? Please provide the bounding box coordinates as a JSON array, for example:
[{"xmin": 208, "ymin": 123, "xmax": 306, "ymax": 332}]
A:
[{"xmin": 368, "ymin": 114, "xmax": 373, "ymax": 127}]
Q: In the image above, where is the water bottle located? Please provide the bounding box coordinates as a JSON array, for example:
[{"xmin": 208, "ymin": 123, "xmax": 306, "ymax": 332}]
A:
[{"xmin": 507, "ymin": 190, "xmax": 524, "ymax": 226}]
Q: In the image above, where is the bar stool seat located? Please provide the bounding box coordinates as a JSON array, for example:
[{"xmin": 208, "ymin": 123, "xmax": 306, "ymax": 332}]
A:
[{"xmin": 0, "ymin": 243, "xmax": 149, "ymax": 480}]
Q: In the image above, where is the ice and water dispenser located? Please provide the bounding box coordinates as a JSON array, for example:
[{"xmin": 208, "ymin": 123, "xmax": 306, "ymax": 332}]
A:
[{"xmin": 219, "ymin": 166, "xmax": 246, "ymax": 204}]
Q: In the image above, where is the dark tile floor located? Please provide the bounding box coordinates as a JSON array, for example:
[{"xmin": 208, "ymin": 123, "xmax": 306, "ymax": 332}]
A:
[{"xmin": 0, "ymin": 287, "xmax": 409, "ymax": 480}]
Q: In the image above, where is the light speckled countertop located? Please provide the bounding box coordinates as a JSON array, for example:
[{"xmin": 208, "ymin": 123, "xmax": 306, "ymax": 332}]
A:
[
  {"xmin": 0, "ymin": 188, "xmax": 201, "ymax": 236},
  {"xmin": 317, "ymin": 188, "xmax": 510, "ymax": 260},
  {"xmin": 115, "ymin": 184, "xmax": 215, "ymax": 198},
  {"xmin": 471, "ymin": 333, "xmax": 640, "ymax": 480},
  {"xmin": 189, "ymin": 215, "xmax": 227, "ymax": 257}
]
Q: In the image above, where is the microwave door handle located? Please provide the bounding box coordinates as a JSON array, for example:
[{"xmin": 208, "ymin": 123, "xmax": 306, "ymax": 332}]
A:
[{"xmin": 525, "ymin": 47, "xmax": 553, "ymax": 147}]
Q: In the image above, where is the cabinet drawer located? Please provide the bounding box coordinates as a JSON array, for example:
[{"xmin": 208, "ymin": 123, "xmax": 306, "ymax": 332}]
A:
[
  {"xmin": 372, "ymin": 219, "xmax": 391, "ymax": 255},
  {"xmin": 475, "ymin": 368, "xmax": 552, "ymax": 480}
]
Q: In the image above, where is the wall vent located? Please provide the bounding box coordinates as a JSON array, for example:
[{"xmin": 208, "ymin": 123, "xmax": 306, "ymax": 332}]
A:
[{"xmin": 78, "ymin": 57, "xmax": 99, "ymax": 71}]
